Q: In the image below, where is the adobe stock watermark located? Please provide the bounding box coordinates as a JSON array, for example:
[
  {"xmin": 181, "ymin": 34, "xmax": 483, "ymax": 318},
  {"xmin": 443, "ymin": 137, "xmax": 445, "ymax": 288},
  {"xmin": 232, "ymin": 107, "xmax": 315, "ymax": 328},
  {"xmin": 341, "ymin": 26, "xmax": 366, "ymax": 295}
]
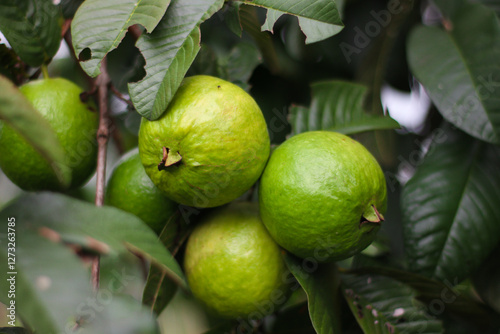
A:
[{"xmin": 340, "ymin": 0, "xmax": 404, "ymax": 64}]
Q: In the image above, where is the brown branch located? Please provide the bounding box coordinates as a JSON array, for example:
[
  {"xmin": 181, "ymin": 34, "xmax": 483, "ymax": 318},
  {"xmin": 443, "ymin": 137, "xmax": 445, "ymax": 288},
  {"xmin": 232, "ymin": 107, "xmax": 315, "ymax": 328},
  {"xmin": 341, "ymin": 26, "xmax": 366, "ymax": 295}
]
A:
[
  {"xmin": 95, "ymin": 58, "xmax": 111, "ymax": 207},
  {"xmin": 91, "ymin": 57, "xmax": 111, "ymax": 291}
]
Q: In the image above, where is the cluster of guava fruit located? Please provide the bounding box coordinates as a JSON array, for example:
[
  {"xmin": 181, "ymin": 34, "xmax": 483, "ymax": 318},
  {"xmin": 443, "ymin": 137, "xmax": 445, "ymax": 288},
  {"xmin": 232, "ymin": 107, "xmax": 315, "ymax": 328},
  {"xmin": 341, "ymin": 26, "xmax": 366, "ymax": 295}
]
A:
[{"xmin": 0, "ymin": 75, "xmax": 386, "ymax": 320}]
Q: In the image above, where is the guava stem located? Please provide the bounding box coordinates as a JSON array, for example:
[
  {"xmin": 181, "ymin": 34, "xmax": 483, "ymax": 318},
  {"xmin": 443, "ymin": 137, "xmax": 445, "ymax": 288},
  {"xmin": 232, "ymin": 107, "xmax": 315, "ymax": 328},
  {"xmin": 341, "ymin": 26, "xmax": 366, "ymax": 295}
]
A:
[
  {"xmin": 41, "ymin": 64, "xmax": 50, "ymax": 79},
  {"xmin": 158, "ymin": 146, "xmax": 182, "ymax": 171}
]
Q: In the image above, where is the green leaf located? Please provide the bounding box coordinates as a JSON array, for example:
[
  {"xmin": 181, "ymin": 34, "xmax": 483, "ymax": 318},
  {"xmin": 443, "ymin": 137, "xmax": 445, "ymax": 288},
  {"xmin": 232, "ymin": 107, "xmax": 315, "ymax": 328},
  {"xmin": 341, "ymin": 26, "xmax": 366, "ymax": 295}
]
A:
[
  {"xmin": 71, "ymin": 0, "xmax": 171, "ymax": 77},
  {"xmin": 82, "ymin": 295, "xmax": 158, "ymax": 334},
  {"xmin": 128, "ymin": 0, "xmax": 224, "ymax": 120},
  {"xmin": 289, "ymin": 81, "xmax": 400, "ymax": 136},
  {"xmin": 407, "ymin": 4, "xmax": 500, "ymax": 144},
  {"xmin": 0, "ymin": 193, "xmax": 187, "ymax": 288},
  {"xmin": 262, "ymin": 8, "xmax": 343, "ymax": 44},
  {"xmin": 0, "ymin": 228, "xmax": 93, "ymax": 333},
  {"xmin": 342, "ymin": 274, "xmax": 443, "ymax": 334},
  {"xmin": 0, "ymin": 75, "xmax": 71, "ymax": 188},
  {"xmin": 242, "ymin": 0, "xmax": 342, "ymax": 25},
  {"xmin": 284, "ymin": 254, "xmax": 342, "ymax": 334},
  {"xmin": 297, "ymin": 16, "xmax": 344, "ymax": 44},
  {"xmin": 401, "ymin": 125, "xmax": 500, "ymax": 284},
  {"xmin": 261, "ymin": 8, "xmax": 284, "ymax": 33},
  {"xmin": 0, "ymin": 0, "xmax": 62, "ymax": 67}
]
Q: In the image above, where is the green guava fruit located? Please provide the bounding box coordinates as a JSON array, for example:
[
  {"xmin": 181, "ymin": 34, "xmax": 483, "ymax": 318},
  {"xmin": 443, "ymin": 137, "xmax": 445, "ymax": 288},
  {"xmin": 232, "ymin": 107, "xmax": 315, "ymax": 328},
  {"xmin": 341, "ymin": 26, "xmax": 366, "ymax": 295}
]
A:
[
  {"xmin": 259, "ymin": 131, "xmax": 387, "ymax": 262},
  {"xmin": 184, "ymin": 202, "xmax": 290, "ymax": 319},
  {"xmin": 138, "ymin": 75, "xmax": 270, "ymax": 208},
  {"xmin": 106, "ymin": 148, "xmax": 178, "ymax": 235},
  {"xmin": 0, "ymin": 78, "xmax": 98, "ymax": 191}
]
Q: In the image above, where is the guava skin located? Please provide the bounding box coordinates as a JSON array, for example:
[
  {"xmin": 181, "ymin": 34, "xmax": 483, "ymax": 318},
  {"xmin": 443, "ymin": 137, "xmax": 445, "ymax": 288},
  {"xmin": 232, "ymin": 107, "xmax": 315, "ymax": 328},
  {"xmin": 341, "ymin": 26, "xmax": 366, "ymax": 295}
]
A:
[
  {"xmin": 259, "ymin": 131, "xmax": 387, "ymax": 262},
  {"xmin": 0, "ymin": 78, "xmax": 98, "ymax": 191},
  {"xmin": 184, "ymin": 202, "xmax": 290, "ymax": 318},
  {"xmin": 106, "ymin": 148, "xmax": 177, "ymax": 235},
  {"xmin": 139, "ymin": 75, "xmax": 270, "ymax": 208}
]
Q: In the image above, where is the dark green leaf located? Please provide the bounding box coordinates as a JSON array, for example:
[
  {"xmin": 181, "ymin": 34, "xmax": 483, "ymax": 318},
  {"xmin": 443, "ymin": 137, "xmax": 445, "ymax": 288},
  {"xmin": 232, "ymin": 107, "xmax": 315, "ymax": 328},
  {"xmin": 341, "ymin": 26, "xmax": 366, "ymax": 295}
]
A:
[
  {"xmin": 0, "ymin": 328, "xmax": 31, "ymax": 334},
  {"xmin": 0, "ymin": 0, "xmax": 61, "ymax": 66},
  {"xmin": 342, "ymin": 274, "xmax": 443, "ymax": 334},
  {"xmin": 347, "ymin": 265, "xmax": 500, "ymax": 326},
  {"xmin": 0, "ymin": 45, "xmax": 24, "ymax": 82},
  {"xmin": 0, "ymin": 228, "xmax": 92, "ymax": 333},
  {"xmin": 0, "ymin": 193, "xmax": 187, "ymax": 288},
  {"xmin": 271, "ymin": 302, "xmax": 316, "ymax": 334},
  {"xmin": 0, "ymin": 75, "xmax": 71, "ymax": 187},
  {"xmin": 128, "ymin": 0, "xmax": 224, "ymax": 120},
  {"xmin": 289, "ymin": 81, "xmax": 400, "ymax": 136},
  {"xmin": 239, "ymin": 5, "xmax": 281, "ymax": 74},
  {"xmin": 407, "ymin": 4, "xmax": 500, "ymax": 144},
  {"xmin": 224, "ymin": 1, "xmax": 243, "ymax": 37},
  {"xmin": 202, "ymin": 322, "xmax": 236, "ymax": 334},
  {"xmin": 71, "ymin": 0, "xmax": 170, "ymax": 77},
  {"xmin": 284, "ymin": 253, "xmax": 342, "ymax": 334},
  {"xmin": 60, "ymin": 0, "xmax": 85, "ymax": 19},
  {"xmin": 430, "ymin": 0, "xmax": 467, "ymax": 18},
  {"xmin": 476, "ymin": 0, "xmax": 500, "ymax": 15},
  {"xmin": 401, "ymin": 125, "xmax": 500, "ymax": 283},
  {"xmin": 188, "ymin": 42, "xmax": 261, "ymax": 88},
  {"xmin": 472, "ymin": 245, "xmax": 500, "ymax": 314},
  {"xmin": 219, "ymin": 41, "xmax": 261, "ymax": 87}
]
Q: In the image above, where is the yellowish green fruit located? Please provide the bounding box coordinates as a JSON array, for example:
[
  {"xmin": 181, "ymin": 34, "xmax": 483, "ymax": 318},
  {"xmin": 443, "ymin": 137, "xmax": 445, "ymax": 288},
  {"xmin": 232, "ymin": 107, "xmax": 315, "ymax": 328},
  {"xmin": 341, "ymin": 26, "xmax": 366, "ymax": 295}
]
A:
[
  {"xmin": 259, "ymin": 131, "xmax": 387, "ymax": 262},
  {"xmin": 106, "ymin": 148, "xmax": 178, "ymax": 235},
  {"xmin": 184, "ymin": 202, "xmax": 289, "ymax": 318},
  {"xmin": 0, "ymin": 78, "xmax": 98, "ymax": 191},
  {"xmin": 139, "ymin": 75, "xmax": 270, "ymax": 208}
]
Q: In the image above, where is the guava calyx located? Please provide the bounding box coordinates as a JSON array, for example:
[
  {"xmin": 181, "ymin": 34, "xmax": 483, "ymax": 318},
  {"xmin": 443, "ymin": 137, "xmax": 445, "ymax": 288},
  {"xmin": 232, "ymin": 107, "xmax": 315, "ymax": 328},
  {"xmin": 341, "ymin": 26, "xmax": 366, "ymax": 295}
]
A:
[
  {"xmin": 360, "ymin": 205, "xmax": 384, "ymax": 227},
  {"xmin": 158, "ymin": 146, "xmax": 182, "ymax": 171}
]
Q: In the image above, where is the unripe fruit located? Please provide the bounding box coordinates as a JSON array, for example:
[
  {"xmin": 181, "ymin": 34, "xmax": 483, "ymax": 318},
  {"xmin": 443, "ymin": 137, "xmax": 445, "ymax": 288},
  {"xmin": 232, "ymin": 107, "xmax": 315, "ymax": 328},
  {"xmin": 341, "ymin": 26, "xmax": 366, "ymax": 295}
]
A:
[{"xmin": 0, "ymin": 78, "xmax": 98, "ymax": 191}]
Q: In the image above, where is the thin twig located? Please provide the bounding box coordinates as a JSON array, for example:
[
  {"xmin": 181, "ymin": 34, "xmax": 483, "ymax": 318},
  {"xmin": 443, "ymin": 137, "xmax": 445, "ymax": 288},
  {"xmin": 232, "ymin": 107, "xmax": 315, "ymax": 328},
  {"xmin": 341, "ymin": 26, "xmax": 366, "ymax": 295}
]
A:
[
  {"xmin": 110, "ymin": 85, "xmax": 133, "ymax": 106},
  {"xmin": 91, "ymin": 57, "xmax": 111, "ymax": 291}
]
